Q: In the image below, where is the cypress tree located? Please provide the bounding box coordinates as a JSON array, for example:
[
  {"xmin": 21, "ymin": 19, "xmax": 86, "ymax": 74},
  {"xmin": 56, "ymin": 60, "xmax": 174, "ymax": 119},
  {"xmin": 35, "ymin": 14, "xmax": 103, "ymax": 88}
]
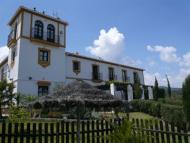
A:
[
  {"xmin": 182, "ymin": 75, "xmax": 190, "ymax": 125},
  {"xmin": 166, "ymin": 74, "xmax": 171, "ymax": 97},
  {"xmin": 153, "ymin": 77, "xmax": 159, "ymax": 100}
]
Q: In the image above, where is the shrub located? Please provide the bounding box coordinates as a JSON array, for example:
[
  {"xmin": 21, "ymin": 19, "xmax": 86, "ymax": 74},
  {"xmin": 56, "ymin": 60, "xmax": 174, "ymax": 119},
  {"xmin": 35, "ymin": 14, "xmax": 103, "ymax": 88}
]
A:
[
  {"xmin": 160, "ymin": 104, "xmax": 185, "ymax": 124},
  {"xmin": 158, "ymin": 88, "xmax": 166, "ymax": 99},
  {"xmin": 9, "ymin": 106, "xmax": 30, "ymax": 123},
  {"xmin": 158, "ymin": 97, "xmax": 183, "ymax": 106},
  {"xmin": 129, "ymin": 100, "xmax": 161, "ymax": 117},
  {"xmin": 128, "ymin": 100, "xmax": 184, "ymax": 124},
  {"xmin": 109, "ymin": 119, "xmax": 145, "ymax": 143}
]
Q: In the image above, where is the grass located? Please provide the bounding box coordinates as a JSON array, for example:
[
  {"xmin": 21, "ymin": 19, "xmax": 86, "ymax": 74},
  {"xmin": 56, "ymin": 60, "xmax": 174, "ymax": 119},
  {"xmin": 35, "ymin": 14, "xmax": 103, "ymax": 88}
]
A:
[{"xmin": 129, "ymin": 112, "xmax": 156, "ymax": 120}]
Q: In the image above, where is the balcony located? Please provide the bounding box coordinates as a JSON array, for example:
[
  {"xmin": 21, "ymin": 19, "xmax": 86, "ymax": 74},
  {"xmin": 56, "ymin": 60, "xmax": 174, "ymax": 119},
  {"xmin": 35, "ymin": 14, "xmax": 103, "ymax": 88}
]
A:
[
  {"xmin": 92, "ymin": 72, "xmax": 103, "ymax": 82},
  {"xmin": 31, "ymin": 28, "xmax": 62, "ymax": 46},
  {"xmin": 7, "ymin": 30, "xmax": 16, "ymax": 47}
]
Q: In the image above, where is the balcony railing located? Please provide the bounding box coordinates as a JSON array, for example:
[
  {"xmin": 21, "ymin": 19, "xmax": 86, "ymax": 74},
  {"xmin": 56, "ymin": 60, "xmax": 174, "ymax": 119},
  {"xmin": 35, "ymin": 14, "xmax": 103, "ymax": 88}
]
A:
[
  {"xmin": 92, "ymin": 72, "xmax": 103, "ymax": 81},
  {"xmin": 31, "ymin": 28, "xmax": 61, "ymax": 45},
  {"xmin": 7, "ymin": 30, "xmax": 16, "ymax": 46}
]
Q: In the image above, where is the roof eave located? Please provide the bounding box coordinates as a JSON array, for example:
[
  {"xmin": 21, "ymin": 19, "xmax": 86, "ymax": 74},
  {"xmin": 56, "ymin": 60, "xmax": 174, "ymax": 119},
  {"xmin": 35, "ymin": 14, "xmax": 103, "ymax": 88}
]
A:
[
  {"xmin": 66, "ymin": 52, "xmax": 144, "ymax": 71},
  {"xmin": 8, "ymin": 6, "xmax": 69, "ymax": 26}
]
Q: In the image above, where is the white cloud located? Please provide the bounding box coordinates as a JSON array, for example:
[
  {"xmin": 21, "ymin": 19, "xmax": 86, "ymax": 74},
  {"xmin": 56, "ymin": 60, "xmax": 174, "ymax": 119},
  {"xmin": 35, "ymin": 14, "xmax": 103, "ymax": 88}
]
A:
[
  {"xmin": 86, "ymin": 27, "xmax": 125, "ymax": 62},
  {"xmin": 174, "ymin": 68, "xmax": 190, "ymax": 87},
  {"xmin": 147, "ymin": 45, "xmax": 180, "ymax": 63},
  {"xmin": 86, "ymin": 27, "xmax": 141, "ymax": 67},
  {"xmin": 144, "ymin": 67, "xmax": 190, "ymax": 88},
  {"xmin": 121, "ymin": 56, "xmax": 142, "ymax": 67},
  {"xmin": 179, "ymin": 52, "xmax": 190, "ymax": 67},
  {"xmin": 144, "ymin": 71, "xmax": 167, "ymax": 86},
  {"xmin": 0, "ymin": 46, "xmax": 9, "ymax": 63}
]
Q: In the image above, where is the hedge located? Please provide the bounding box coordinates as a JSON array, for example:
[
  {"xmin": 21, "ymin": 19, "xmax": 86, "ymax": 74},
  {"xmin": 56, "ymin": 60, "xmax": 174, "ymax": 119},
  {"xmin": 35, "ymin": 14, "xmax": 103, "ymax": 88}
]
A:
[{"xmin": 128, "ymin": 100, "xmax": 185, "ymax": 124}]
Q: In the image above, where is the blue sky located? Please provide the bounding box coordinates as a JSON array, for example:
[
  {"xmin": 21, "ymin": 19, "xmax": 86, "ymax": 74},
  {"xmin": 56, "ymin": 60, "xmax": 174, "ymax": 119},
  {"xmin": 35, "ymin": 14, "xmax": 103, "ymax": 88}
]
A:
[{"xmin": 0, "ymin": 0, "xmax": 190, "ymax": 87}]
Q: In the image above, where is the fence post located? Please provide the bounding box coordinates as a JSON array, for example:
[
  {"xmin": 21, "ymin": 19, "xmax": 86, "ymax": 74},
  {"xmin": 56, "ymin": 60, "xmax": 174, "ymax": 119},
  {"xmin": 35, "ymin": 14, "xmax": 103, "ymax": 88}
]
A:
[
  {"xmin": 165, "ymin": 121, "xmax": 171, "ymax": 143},
  {"xmin": 140, "ymin": 119, "xmax": 146, "ymax": 142},
  {"xmin": 145, "ymin": 120, "xmax": 150, "ymax": 143},
  {"xmin": 50, "ymin": 123, "xmax": 54, "ymax": 143},
  {"xmin": 71, "ymin": 121, "xmax": 75, "ymax": 143},
  {"xmin": 66, "ymin": 122, "xmax": 69, "ymax": 143},
  {"xmin": 56, "ymin": 122, "xmax": 60, "ymax": 143},
  {"xmin": 177, "ymin": 123, "xmax": 182, "ymax": 143},
  {"xmin": 159, "ymin": 120, "xmax": 165, "ymax": 143},
  {"xmin": 32, "ymin": 123, "xmax": 36, "ymax": 143},
  {"xmin": 101, "ymin": 120, "xmax": 105, "ymax": 143},
  {"xmin": 81, "ymin": 121, "xmax": 85, "ymax": 143},
  {"xmin": 26, "ymin": 123, "xmax": 30, "ymax": 143},
  {"xmin": 155, "ymin": 120, "xmax": 160, "ymax": 143},
  {"xmin": 171, "ymin": 122, "xmax": 176, "ymax": 143},
  {"xmin": 149, "ymin": 120, "xmax": 155, "ymax": 143},
  {"xmin": 44, "ymin": 123, "xmax": 48, "ymax": 143},
  {"xmin": 105, "ymin": 120, "xmax": 109, "ymax": 143},
  {"xmin": 87, "ymin": 120, "xmax": 90, "ymax": 143},
  {"xmin": 96, "ymin": 120, "xmax": 100, "ymax": 143},
  {"xmin": 92, "ymin": 120, "xmax": 95, "ymax": 143},
  {"xmin": 20, "ymin": 123, "xmax": 24, "ymax": 143},
  {"xmin": 39, "ymin": 123, "xmax": 42, "ymax": 143},
  {"xmin": 14, "ymin": 123, "xmax": 18, "ymax": 143},
  {"xmin": 8, "ymin": 123, "xmax": 12, "ymax": 143},
  {"xmin": 183, "ymin": 123, "xmax": 189, "ymax": 143},
  {"xmin": 61, "ymin": 121, "xmax": 65, "ymax": 143}
]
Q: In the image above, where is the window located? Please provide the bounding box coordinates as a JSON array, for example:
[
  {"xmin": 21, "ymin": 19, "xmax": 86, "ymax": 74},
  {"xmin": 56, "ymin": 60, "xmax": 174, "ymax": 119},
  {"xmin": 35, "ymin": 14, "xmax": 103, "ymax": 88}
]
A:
[
  {"xmin": 122, "ymin": 70, "xmax": 127, "ymax": 82},
  {"xmin": 14, "ymin": 23, "xmax": 17, "ymax": 38},
  {"xmin": 38, "ymin": 48, "xmax": 51, "ymax": 67},
  {"xmin": 92, "ymin": 65, "xmax": 100, "ymax": 80},
  {"xmin": 34, "ymin": 20, "xmax": 43, "ymax": 39},
  {"xmin": 108, "ymin": 67, "xmax": 115, "ymax": 81},
  {"xmin": 47, "ymin": 24, "xmax": 55, "ymax": 42},
  {"xmin": 11, "ymin": 47, "xmax": 16, "ymax": 63},
  {"xmin": 73, "ymin": 61, "xmax": 80, "ymax": 73},
  {"xmin": 40, "ymin": 50, "xmax": 49, "ymax": 62},
  {"xmin": 38, "ymin": 86, "xmax": 49, "ymax": 96}
]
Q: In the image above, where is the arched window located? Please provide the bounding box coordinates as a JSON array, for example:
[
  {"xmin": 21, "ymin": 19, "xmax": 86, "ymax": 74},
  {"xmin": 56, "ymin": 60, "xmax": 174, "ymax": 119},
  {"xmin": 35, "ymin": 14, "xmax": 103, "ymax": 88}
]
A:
[
  {"xmin": 47, "ymin": 24, "xmax": 55, "ymax": 42},
  {"xmin": 34, "ymin": 20, "xmax": 43, "ymax": 39}
]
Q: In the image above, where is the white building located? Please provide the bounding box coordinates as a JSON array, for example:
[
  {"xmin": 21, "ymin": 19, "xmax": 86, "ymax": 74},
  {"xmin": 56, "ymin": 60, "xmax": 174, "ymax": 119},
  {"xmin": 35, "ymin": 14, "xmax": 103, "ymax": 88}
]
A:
[{"xmin": 0, "ymin": 6, "xmax": 151, "ymax": 99}]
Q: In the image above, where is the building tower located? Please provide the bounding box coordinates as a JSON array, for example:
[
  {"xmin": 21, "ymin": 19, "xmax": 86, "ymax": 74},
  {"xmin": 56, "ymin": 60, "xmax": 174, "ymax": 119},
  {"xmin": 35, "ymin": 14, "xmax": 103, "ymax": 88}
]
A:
[{"xmin": 7, "ymin": 6, "xmax": 68, "ymax": 95}]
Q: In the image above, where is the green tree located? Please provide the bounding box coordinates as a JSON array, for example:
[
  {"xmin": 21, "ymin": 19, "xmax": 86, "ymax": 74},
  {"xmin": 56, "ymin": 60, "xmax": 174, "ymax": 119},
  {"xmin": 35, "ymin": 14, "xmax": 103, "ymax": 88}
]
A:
[
  {"xmin": 133, "ymin": 73, "xmax": 142, "ymax": 99},
  {"xmin": 153, "ymin": 77, "xmax": 159, "ymax": 100},
  {"xmin": 0, "ymin": 80, "xmax": 15, "ymax": 118},
  {"xmin": 182, "ymin": 75, "xmax": 190, "ymax": 125},
  {"xmin": 166, "ymin": 75, "xmax": 171, "ymax": 97}
]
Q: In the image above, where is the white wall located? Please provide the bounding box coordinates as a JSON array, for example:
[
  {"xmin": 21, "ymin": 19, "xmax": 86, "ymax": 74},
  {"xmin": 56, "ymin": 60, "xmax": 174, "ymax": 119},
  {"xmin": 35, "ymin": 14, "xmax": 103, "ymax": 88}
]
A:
[
  {"xmin": 15, "ymin": 38, "xmax": 66, "ymax": 95},
  {"xmin": 65, "ymin": 55, "xmax": 144, "ymax": 85}
]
